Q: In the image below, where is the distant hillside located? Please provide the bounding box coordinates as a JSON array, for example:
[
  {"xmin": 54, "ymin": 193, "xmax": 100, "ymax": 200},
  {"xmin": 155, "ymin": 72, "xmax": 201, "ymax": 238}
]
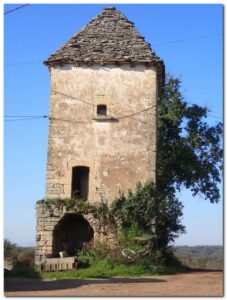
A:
[
  {"xmin": 174, "ymin": 245, "xmax": 223, "ymax": 270},
  {"xmin": 4, "ymin": 240, "xmax": 223, "ymax": 271},
  {"xmin": 4, "ymin": 239, "xmax": 35, "ymax": 262}
]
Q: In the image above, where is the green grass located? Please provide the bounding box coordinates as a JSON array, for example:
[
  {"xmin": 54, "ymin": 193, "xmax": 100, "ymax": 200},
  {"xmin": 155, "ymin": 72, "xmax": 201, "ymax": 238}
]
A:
[
  {"xmin": 6, "ymin": 265, "xmax": 41, "ymax": 279},
  {"xmin": 41, "ymin": 260, "xmax": 151, "ymax": 279},
  {"xmin": 6, "ymin": 259, "xmax": 187, "ymax": 280}
]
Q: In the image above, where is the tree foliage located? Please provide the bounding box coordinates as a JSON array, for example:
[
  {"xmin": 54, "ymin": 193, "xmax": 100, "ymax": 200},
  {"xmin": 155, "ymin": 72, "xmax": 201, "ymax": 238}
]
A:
[
  {"xmin": 157, "ymin": 76, "xmax": 223, "ymax": 203},
  {"xmin": 111, "ymin": 182, "xmax": 185, "ymax": 255},
  {"xmin": 110, "ymin": 76, "xmax": 223, "ymax": 256},
  {"xmin": 111, "ymin": 182, "xmax": 156, "ymax": 229},
  {"xmin": 4, "ymin": 238, "xmax": 17, "ymax": 258}
]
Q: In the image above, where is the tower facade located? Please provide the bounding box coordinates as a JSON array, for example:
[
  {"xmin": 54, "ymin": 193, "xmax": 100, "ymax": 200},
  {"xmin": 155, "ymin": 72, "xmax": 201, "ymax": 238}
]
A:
[
  {"xmin": 35, "ymin": 7, "xmax": 164, "ymax": 263},
  {"xmin": 44, "ymin": 7, "xmax": 164, "ymax": 204}
]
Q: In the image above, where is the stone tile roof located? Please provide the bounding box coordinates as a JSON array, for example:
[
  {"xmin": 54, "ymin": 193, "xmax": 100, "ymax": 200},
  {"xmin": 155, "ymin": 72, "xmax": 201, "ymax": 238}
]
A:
[{"xmin": 44, "ymin": 7, "xmax": 163, "ymax": 66}]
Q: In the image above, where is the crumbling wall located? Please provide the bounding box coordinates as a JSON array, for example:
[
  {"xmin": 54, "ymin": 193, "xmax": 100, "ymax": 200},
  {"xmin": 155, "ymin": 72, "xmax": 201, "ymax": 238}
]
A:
[{"xmin": 35, "ymin": 200, "xmax": 117, "ymax": 264}]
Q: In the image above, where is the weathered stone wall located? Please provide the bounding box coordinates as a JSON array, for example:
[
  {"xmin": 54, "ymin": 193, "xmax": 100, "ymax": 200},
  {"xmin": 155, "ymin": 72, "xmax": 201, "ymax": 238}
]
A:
[
  {"xmin": 35, "ymin": 200, "xmax": 117, "ymax": 263},
  {"xmin": 45, "ymin": 63, "xmax": 157, "ymax": 204}
]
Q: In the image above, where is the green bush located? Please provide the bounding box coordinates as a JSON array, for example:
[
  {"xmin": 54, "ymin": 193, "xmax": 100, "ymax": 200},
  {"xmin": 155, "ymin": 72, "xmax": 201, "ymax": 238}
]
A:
[
  {"xmin": 43, "ymin": 198, "xmax": 95, "ymax": 213},
  {"xmin": 6, "ymin": 265, "xmax": 40, "ymax": 279},
  {"xmin": 110, "ymin": 181, "xmax": 185, "ymax": 261},
  {"xmin": 38, "ymin": 182, "xmax": 185, "ymax": 277},
  {"xmin": 93, "ymin": 199, "xmax": 109, "ymax": 219},
  {"xmin": 76, "ymin": 241, "xmax": 110, "ymax": 268},
  {"xmin": 4, "ymin": 239, "xmax": 18, "ymax": 259},
  {"xmin": 111, "ymin": 182, "xmax": 156, "ymax": 230},
  {"xmin": 119, "ymin": 225, "xmax": 149, "ymax": 246},
  {"xmin": 77, "ymin": 251, "xmax": 94, "ymax": 268}
]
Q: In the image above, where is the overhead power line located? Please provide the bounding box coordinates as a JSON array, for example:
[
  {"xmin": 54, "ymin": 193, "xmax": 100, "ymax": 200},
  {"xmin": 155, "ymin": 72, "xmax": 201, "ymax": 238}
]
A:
[
  {"xmin": 5, "ymin": 117, "xmax": 47, "ymax": 122},
  {"xmin": 4, "ymin": 112, "xmax": 222, "ymax": 123},
  {"xmin": 4, "ymin": 115, "xmax": 49, "ymax": 122},
  {"xmin": 5, "ymin": 33, "xmax": 222, "ymax": 66},
  {"xmin": 50, "ymin": 117, "xmax": 92, "ymax": 124},
  {"xmin": 50, "ymin": 90, "xmax": 223, "ymax": 121},
  {"xmin": 4, "ymin": 4, "xmax": 29, "ymax": 15},
  {"xmin": 207, "ymin": 114, "xmax": 223, "ymax": 120},
  {"xmin": 51, "ymin": 90, "xmax": 95, "ymax": 107},
  {"xmin": 52, "ymin": 90, "xmax": 156, "ymax": 117},
  {"xmin": 118, "ymin": 105, "xmax": 156, "ymax": 120},
  {"xmin": 5, "ymin": 115, "xmax": 48, "ymax": 118},
  {"xmin": 4, "ymin": 95, "xmax": 222, "ymax": 124},
  {"xmin": 49, "ymin": 90, "xmax": 151, "ymax": 125},
  {"xmin": 152, "ymin": 33, "xmax": 222, "ymax": 46}
]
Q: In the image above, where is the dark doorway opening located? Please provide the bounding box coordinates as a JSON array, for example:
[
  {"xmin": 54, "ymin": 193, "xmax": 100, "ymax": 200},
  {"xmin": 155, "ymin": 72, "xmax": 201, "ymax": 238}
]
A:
[
  {"xmin": 71, "ymin": 166, "xmax": 89, "ymax": 200},
  {"xmin": 52, "ymin": 214, "xmax": 94, "ymax": 257}
]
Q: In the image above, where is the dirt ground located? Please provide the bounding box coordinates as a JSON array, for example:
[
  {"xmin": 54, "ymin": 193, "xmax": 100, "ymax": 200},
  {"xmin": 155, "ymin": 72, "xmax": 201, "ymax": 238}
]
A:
[{"xmin": 4, "ymin": 271, "xmax": 223, "ymax": 297}]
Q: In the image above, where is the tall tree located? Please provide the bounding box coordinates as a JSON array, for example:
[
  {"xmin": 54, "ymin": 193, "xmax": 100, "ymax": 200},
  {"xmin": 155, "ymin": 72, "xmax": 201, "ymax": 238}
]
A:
[
  {"xmin": 111, "ymin": 76, "xmax": 223, "ymax": 258},
  {"xmin": 157, "ymin": 76, "xmax": 223, "ymax": 203}
]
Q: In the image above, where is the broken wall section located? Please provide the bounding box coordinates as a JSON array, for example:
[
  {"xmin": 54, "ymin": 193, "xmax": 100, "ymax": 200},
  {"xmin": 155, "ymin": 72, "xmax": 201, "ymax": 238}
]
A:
[{"xmin": 35, "ymin": 200, "xmax": 118, "ymax": 264}]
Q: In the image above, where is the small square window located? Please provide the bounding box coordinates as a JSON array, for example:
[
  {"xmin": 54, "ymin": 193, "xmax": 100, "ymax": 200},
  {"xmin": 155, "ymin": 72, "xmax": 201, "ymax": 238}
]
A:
[{"xmin": 97, "ymin": 104, "xmax": 107, "ymax": 116}]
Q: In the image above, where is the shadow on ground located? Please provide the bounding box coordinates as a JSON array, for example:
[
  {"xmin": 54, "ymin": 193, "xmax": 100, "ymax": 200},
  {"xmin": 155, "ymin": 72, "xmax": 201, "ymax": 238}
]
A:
[
  {"xmin": 189, "ymin": 268, "xmax": 223, "ymax": 273},
  {"xmin": 4, "ymin": 277, "xmax": 166, "ymax": 292}
]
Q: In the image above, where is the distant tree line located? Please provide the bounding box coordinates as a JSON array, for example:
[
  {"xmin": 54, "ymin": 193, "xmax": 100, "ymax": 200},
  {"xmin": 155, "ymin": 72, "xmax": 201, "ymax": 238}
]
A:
[{"xmin": 174, "ymin": 245, "xmax": 223, "ymax": 270}]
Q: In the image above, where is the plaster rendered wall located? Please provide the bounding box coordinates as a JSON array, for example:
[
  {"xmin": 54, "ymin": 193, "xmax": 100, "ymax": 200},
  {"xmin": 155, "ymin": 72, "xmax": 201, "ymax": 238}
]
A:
[{"xmin": 45, "ymin": 64, "xmax": 157, "ymax": 204}]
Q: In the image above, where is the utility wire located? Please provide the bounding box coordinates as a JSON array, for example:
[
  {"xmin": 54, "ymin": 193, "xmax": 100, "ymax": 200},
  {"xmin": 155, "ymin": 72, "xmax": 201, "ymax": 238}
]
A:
[
  {"xmin": 51, "ymin": 90, "xmax": 154, "ymax": 125},
  {"xmin": 5, "ymin": 104, "xmax": 221, "ymax": 120},
  {"xmin": 5, "ymin": 115, "xmax": 48, "ymax": 118},
  {"xmin": 51, "ymin": 89, "xmax": 156, "ymax": 119},
  {"xmin": 50, "ymin": 90, "xmax": 223, "ymax": 121},
  {"xmin": 117, "ymin": 105, "xmax": 156, "ymax": 119},
  {"xmin": 4, "ymin": 112, "xmax": 222, "ymax": 123},
  {"xmin": 5, "ymin": 33, "xmax": 222, "ymax": 66},
  {"xmin": 50, "ymin": 117, "xmax": 100, "ymax": 193},
  {"xmin": 5, "ymin": 116, "xmax": 47, "ymax": 122},
  {"xmin": 207, "ymin": 114, "xmax": 223, "ymax": 120},
  {"xmin": 4, "ymin": 4, "xmax": 29, "ymax": 15},
  {"xmin": 50, "ymin": 117, "xmax": 92, "ymax": 124},
  {"xmin": 4, "ymin": 107, "xmax": 154, "ymax": 123},
  {"xmin": 4, "ymin": 92, "xmax": 222, "ymax": 124},
  {"xmin": 152, "ymin": 33, "xmax": 221, "ymax": 46},
  {"xmin": 51, "ymin": 90, "xmax": 95, "ymax": 107}
]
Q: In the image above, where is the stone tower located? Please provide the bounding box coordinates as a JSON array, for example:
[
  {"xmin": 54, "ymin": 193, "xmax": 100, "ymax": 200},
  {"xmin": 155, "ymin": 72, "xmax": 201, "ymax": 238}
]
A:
[{"xmin": 35, "ymin": 7, "xmax": 164, "ymax": 263}]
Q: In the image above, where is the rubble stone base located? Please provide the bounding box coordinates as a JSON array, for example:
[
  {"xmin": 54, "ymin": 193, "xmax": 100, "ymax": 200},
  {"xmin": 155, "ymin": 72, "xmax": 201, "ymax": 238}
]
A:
[{"xmin": 35, "ymin": 200, "xmax": 118, "ymax": 264}]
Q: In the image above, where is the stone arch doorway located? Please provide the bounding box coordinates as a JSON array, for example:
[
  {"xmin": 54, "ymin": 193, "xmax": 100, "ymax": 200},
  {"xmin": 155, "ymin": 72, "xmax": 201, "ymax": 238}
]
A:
[
  {"xmin": 52, "ymin": 213, "xmax": 94, "ymax": 257},
  {"xmin": 71, "ymin": 166, "xmax": 89, "ymax": 199}
]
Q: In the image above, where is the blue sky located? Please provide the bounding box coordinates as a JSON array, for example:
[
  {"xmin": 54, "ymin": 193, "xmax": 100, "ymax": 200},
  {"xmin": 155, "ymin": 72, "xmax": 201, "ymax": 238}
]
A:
[{"xmin": 4, "ymin": 4, "xmax": 223, "ymax": 246}]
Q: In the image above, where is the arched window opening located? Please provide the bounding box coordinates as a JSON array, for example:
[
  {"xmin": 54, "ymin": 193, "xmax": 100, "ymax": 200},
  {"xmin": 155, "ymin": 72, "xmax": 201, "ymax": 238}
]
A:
[
  {"xmin": 97, "ymin": 104, "xmax": 107, "ymax": 116},
  {"xmin": 71, "ymin": 166, "xmax": 89, "ymax": 200},
  {"xmin": 52, "ymin": 214, "xmax": 94, "ymax": 257}
]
